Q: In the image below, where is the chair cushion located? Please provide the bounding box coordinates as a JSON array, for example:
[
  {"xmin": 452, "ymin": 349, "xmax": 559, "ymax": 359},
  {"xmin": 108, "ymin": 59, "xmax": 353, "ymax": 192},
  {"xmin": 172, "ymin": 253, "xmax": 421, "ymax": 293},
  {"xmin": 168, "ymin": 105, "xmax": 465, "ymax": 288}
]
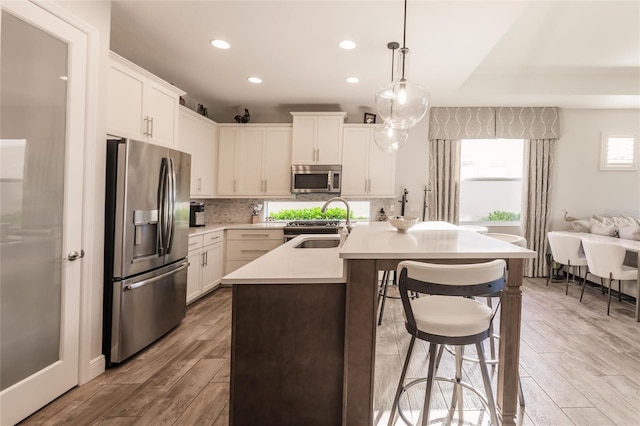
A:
[
  {"xmin": 410, "ymin": 295, "xmax": 493, "ymax": 337},
  {"xmin": 619, "ymin": 264, "xmax": 638, "ymax": 281}
]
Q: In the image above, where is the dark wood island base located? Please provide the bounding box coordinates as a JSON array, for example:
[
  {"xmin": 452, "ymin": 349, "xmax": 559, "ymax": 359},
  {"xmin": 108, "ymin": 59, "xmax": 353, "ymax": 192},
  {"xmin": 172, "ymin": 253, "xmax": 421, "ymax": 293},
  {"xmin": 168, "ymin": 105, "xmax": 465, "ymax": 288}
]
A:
[{"xmin": 230, "ymin": 283, "xmax": 346, "ymax": 425}]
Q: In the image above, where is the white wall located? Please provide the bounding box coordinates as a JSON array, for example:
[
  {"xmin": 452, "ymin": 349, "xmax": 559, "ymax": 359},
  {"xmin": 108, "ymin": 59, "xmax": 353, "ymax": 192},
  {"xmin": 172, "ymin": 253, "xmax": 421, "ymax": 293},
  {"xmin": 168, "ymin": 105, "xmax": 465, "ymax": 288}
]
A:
[
  {"xmin": 394, "ymin": 117, "xmax": 429, "ymax": 219},
  {"xmin": 551, "ymin": 109, "xmax": 640, "ymax": 230},
  {"xmin": 49, "ymin": 0, "xmax": 112, "ymax": 383}
]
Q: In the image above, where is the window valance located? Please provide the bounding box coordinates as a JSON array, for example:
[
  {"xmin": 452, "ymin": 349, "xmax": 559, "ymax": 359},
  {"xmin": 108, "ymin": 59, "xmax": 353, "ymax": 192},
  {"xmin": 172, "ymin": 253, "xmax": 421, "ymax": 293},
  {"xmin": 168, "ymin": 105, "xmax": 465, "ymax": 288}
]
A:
[
  {"xmin": 429, "ymin": 106, "xmax": 561, "ymax": 140},
  {"xmin": 428, "ymin": 107, "xmax": 495, "ymax": 140}
]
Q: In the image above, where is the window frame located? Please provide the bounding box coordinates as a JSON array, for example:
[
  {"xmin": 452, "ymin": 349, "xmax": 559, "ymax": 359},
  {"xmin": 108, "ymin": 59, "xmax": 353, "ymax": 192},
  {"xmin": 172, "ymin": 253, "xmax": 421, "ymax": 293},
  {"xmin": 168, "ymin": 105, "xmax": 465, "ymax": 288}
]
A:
[
  {"xmin": 600, "ymin": 132, "xmax": 638, "ymax": 171},
  {"xmin": 459, "ymin": 138, "xmax": 524, "ymax": 226}
]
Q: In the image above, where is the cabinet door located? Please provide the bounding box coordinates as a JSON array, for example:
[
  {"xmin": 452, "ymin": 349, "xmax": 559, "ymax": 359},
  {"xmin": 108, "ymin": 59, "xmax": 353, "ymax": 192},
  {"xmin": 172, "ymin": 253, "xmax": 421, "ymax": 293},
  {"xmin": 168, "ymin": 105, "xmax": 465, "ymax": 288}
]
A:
[
  {"xmin": 107, "ymin": 62, "xmax": 144, "ymax": 139},
  {"xmin": 202, "ymin": 242, "xmax": 223, "ymax": 292},
  {"xmin": 263, "ymin": 128, "xmax": 292, "ymax": 196},
  {"xmin": 341, "ymin": 128, "xmax": 369, "ymax": 196},
  {"xmin": 291, "ymin": 116, "xmax": 316, "ymax": 164},
  {"xmin": 178, "ymin": 111, "xmax": 198, "ymax": 194},
  {"xmin": 368, "ymin": 138, "xmax": 396, "ymax": 197},
  {"xmin": 186, "ymin": 250, "xmax": 203, "ymax": 304},
  {"xmin": 218, "ymin": 127, "xmax": 239, "ymax": 195},
  {"xmin": 194, "ymin": 120, "xmax": 216, "ymax": 196},
  {"xmin": 236, "ymin": 128, "xmax": 265, "ymax": 195},
  {"xmin": 145, "ymin": 82, "xmax": 178, "ymax": 147},
  {"xmin": 316, "ymin": 116, "xmax": 344, "ymax": 164}
]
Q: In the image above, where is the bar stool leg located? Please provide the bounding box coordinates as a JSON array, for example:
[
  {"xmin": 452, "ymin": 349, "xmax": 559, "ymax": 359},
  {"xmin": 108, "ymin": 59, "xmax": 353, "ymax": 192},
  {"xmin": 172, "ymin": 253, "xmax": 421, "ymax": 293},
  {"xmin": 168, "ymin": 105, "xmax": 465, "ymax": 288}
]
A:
[
  {"xmin": 420, "ymin": 343, "xmax": 439, "ymax": 426},
  {"xmin": 476, "ymin": 342, "xmax": 499, "ymax": 426},
  {"xmin": 387, "ymin": 336, "xmax": 416, "ymax": 426},
  {"xmin": 378, "ymin": 270, "xmax": 390, "ymax": 326}
]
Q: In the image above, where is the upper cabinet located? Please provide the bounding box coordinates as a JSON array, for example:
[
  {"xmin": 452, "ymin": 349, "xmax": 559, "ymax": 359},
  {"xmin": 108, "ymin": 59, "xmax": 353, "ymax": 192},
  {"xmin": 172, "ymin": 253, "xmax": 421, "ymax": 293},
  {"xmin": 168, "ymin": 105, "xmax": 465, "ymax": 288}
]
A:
[
  {"xmin": 218, "ymin": 125, "xmax": 292, "ymax": 197},
  {"xmin": 107, "ymin": 52, "xmax": 185, "ymax": 147},
  {"xmin": 177, "ymin": 106, "xmax": 218, "ymax": 198},
  {"xmin": 341, "ymin": 125, "xmax": 396, "ymax": 197},
  {"xmin": 291, "ymin": 112, "xmax": 346, "ymax": 165}
]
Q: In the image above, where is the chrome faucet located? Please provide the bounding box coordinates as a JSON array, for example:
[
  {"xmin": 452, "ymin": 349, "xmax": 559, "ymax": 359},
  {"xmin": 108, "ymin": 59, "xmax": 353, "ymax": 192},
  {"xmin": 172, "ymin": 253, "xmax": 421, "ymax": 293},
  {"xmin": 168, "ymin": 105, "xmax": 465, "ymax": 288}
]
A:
[{"xmin": 321, "ymin": 197, "xmax": 352, "ymax": 232}]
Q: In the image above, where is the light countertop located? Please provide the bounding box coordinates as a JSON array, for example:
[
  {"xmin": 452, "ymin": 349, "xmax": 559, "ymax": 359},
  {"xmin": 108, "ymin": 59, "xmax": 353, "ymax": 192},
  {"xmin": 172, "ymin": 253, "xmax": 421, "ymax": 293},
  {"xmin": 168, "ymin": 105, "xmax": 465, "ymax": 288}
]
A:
[
  {"xmin": 221, "ymin": 234, "xmax": 345, "ymax": 285},
  {"xmin": 188, "ymin": 222, "xmax": 285, "ymax": 236},
  {"xmin": 340, "ymin": 221, "xmax": 537, "ymax": 259}
]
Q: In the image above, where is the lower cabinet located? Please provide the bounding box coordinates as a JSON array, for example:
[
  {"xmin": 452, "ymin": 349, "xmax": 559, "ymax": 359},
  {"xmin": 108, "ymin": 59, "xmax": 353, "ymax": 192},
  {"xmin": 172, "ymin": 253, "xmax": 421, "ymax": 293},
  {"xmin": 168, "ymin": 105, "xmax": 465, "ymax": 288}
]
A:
[
  {"xmin": 187, "ymin": 230, "xmax": 224, "ymax": 304},
  {"xmin": 225, "ymin": 229, "xmax": 283, "ymax": 274}
]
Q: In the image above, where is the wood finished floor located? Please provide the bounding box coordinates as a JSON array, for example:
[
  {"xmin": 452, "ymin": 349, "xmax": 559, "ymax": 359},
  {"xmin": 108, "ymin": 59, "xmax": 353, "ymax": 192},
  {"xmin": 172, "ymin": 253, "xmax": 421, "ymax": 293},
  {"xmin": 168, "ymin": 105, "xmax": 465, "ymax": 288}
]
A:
[{"xmin": 20, "ymin": 278, "xmax": 640, "ymax": 426}]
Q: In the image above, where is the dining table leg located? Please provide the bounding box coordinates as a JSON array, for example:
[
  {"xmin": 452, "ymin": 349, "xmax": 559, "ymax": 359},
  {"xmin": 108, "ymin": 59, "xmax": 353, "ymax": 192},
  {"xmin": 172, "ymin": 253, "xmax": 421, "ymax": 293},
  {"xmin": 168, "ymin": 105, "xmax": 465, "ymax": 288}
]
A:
[{"xmin": 497, "ymin": 258, "xmax": 524, "ymax": 426}]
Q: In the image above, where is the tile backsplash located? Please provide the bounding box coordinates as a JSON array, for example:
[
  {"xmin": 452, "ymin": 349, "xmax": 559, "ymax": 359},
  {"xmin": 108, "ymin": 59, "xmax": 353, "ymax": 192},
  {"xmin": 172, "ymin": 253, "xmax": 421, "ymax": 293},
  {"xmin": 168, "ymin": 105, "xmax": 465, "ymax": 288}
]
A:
[{"xmin": 192, "ymin": 195, "xmax": 397, "ymax": 224}]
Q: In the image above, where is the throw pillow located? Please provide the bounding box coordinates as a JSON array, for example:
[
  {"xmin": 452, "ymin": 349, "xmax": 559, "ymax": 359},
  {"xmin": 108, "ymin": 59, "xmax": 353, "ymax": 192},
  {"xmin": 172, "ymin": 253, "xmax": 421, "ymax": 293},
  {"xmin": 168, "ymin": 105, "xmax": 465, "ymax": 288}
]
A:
[
  {"xmin": 619, "ymin": 224, "xmax": 640, "ymax": 241},
  {"xmin": 589, "ymin": 217, "xmax": 618, "ymax": 237}
]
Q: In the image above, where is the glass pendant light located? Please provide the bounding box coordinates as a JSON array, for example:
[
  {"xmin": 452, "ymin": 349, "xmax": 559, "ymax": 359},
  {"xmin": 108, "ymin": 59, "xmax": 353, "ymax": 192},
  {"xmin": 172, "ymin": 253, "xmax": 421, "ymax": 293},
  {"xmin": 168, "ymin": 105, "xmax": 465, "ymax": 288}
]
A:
[
  {"xmin": 373, "ymin": 123, "xmax": 409, "ymax": 153},
  {"xmin": 375, "ymin": 0, "xmax": 429, "ymax": 130}
]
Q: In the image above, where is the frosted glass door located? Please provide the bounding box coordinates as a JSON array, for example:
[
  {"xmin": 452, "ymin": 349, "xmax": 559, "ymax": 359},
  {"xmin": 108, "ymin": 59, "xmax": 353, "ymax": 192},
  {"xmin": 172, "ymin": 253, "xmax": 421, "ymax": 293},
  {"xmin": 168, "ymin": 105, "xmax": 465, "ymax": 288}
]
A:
[{"xmin": 0, "ymin": 2, "xmax": 86, "ymax": 424}]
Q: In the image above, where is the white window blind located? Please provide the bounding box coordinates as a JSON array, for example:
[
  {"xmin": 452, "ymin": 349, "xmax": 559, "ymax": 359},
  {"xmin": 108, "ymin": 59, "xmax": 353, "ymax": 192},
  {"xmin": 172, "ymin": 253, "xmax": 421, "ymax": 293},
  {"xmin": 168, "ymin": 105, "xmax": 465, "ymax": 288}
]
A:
[{"xmin": 601, "ymin": 134, "xmax": 638, "ymax": 170}]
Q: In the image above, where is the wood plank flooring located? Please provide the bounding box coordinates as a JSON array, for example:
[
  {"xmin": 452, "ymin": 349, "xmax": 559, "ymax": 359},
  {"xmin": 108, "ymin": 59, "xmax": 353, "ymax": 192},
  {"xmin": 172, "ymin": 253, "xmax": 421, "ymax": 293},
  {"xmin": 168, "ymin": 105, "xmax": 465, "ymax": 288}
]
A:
[{"xmin": 20, "ymin": 278, "xmax": 639, "ymax": 426}]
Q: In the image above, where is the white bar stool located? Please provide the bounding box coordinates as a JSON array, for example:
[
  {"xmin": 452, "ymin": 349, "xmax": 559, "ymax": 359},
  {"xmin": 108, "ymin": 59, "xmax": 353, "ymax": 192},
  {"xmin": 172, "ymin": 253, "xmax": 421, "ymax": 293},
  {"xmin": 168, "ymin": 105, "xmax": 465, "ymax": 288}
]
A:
[
  {"xmin": 459, "ymin": 224, "xmax": 488, "ymax": 234},
  {"xmin": 388, "ymin": 260, "xmax": 506, "ymax": 426}
]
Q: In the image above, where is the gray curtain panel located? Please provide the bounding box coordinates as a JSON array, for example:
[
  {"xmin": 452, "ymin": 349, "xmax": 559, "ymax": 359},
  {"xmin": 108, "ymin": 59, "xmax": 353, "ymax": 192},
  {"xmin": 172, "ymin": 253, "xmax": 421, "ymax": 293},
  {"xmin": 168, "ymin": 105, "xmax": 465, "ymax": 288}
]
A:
[
  {"xmin": 521, "ymin": 138, "xmax": 556, "ymax": 277},
  {"xmin": 428, "ymin": 139, "xmax": 461, "ymax": 223}
]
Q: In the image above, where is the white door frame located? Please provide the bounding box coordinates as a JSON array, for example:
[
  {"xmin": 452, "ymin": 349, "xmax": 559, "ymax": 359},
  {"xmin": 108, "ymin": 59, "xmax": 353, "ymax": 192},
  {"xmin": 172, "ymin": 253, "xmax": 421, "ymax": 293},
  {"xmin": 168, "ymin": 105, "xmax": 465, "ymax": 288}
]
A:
[
  {"xmin": 31, "ymin": 0, "xmax": 105, "ymax": 385},
  {"xmin": 0, "ymin": 0, "xmax": 100, "ymax": 422}
]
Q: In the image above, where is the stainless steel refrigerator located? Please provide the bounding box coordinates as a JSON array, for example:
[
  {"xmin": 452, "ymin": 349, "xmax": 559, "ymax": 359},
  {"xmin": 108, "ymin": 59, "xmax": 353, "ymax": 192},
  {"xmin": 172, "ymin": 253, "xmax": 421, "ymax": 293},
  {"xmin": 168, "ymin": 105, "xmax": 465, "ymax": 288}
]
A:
[{"xmin": 103, "ymin": 138, "xmax": 191, "ymax": 365}]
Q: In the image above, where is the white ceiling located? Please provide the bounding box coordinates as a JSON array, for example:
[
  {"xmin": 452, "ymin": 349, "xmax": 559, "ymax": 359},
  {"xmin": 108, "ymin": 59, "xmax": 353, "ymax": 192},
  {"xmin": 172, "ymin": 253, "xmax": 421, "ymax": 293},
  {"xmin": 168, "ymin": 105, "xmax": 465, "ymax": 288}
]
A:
[{"xmin": 110, "ymin": 1, "xmax": 640, "ymax": 122}]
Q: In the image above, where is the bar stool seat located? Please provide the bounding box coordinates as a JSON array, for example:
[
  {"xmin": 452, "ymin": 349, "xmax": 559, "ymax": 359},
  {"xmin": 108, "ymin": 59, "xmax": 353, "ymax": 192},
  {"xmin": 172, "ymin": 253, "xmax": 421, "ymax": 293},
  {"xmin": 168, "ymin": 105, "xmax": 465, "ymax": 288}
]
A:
[
  {"xmin": 412, "ymin": 295, "xmax": 492, "ymax": 336},
  {"xmin": 485, "ymin": 232, "xmax": 526, "ymax": 247},
  {"xmin": 388, "ymin": 259, "xmax": 506, "ymax": 426}
]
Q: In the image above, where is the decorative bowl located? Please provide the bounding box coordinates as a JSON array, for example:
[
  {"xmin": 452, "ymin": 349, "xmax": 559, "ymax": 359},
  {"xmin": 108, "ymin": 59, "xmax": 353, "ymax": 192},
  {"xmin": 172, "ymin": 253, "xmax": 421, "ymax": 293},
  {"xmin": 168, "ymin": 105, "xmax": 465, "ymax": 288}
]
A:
[{"xmin": 388, "ymin": 216, "xmax": 419, "ymax": 232}]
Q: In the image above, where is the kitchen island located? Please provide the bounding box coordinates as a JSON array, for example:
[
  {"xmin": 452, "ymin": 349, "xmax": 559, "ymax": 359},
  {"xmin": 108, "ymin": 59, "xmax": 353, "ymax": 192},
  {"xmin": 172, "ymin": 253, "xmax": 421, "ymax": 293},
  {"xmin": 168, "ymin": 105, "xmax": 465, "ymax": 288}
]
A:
[
  {"xmin": 222, "ymin": 234, "xmax": 346, "ymax": 425},
  {"xmin": 340, "ymin": 221, "xmax": 536, "ymax": 426},
  {"xmin": 222, "ymin": 222, "xmax": 536, "ymax": 426}
]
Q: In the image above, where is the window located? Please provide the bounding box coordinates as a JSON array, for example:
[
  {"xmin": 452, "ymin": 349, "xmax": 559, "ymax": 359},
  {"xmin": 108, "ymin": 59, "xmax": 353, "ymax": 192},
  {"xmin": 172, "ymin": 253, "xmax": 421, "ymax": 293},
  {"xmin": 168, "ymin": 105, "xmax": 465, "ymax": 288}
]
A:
[
  {"xmin": 264, "ymin": 200, "xmax": 370, "ymax": 221},
  {"xmin": 600, "ymin": 133, "xmax": 638, "ymax": 170},
  {"xmin": 459, "ymin": 139, "xmax": 524, "ymax": 224}
]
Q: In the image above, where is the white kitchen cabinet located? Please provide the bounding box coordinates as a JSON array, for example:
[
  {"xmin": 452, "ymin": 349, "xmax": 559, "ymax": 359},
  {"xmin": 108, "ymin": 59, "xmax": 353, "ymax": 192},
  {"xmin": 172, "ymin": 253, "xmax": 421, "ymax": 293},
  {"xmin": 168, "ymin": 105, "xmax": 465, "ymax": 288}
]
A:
[
  {"xmin": 218, "ymin": 125, "xmax": 292, "ymax": 197},
  {"xmin": 187, "ymin": 230, "xmax": 224, "ymax": 304},
  {"xmin": 178, "ymin": 106, "xmax": 218, "ymax": 197},
  {"xmin": 225, "ymin": 229, "xmax": 283, "ymax": 274},
  {"xmin": 291, "ymin": 112, "xmax": 346, "ymax": 165},
  {"xmin": 341, "ymin": 126, "xmax": 396, "ymax": 197},
  {"xmin": 107, "ymin": 52, "xmax": 184, "ymax": 147}
]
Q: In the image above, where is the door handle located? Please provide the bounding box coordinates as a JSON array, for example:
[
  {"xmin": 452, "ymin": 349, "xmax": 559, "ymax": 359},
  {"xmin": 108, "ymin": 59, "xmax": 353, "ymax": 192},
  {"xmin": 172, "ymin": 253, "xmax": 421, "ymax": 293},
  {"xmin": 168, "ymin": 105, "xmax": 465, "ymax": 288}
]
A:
[{"xmin": 67, "ymin": 250, "xmax": 85, "ymax": 261}]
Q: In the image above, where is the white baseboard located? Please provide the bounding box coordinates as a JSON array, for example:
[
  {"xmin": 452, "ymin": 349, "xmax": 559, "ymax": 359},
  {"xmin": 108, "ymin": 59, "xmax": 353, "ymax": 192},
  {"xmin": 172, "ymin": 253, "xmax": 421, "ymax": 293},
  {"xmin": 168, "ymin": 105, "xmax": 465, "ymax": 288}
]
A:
[{"xmin": 79, "ymin": 355, "xmax": 105, "ymax": 385}]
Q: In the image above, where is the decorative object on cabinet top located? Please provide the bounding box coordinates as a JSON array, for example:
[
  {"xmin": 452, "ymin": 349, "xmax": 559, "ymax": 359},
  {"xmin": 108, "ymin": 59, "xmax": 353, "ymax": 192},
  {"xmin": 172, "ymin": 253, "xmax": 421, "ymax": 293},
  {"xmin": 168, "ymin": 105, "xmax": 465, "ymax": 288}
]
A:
[{"xmin": 234, "ymin": 108, "xmax": 251, "ymax": 123}]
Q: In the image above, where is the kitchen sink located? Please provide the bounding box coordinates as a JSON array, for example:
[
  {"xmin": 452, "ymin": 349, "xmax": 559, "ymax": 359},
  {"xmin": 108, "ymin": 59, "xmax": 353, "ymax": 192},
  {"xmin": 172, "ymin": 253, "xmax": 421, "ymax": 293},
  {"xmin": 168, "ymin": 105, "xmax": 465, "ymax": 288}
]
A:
[{"xmin": 294, "ymin": 238, "xmax": 341, "ymax": 249}]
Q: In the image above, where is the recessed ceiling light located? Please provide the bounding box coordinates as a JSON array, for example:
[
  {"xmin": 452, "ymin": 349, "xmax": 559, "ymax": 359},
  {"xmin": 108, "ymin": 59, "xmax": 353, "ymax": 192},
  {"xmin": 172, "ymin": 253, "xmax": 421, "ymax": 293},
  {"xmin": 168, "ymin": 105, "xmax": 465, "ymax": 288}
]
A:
[
  {"xmin": 346, "ymin": 77, "xmax": 359, "ymax": 84},
  {"xmin": 210, "ymin": 39, "xmax": 230, "ymax": 49},
  {"xmin": 339, "ymin": 40, "xmax": 356, "ymax": 50},
  {"xmin": 248, "ymin": 77, "xmax": 262, "ymax": 84}
]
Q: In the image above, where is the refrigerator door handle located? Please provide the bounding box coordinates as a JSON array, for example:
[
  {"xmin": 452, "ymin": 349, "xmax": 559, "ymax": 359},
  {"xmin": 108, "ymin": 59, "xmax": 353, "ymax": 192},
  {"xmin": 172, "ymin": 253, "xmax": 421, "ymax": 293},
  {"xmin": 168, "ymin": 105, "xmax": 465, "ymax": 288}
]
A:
[
  {"xmin": 124, "ymin": 262, "xmax": 189, "ymax": 291},
  {"xmin": 158, "ymin": 158, "xmax": 170, "ymax": 255},
  {"xmin": 166, "ymin": 157, "xmax": 176, "ymax": 254}
]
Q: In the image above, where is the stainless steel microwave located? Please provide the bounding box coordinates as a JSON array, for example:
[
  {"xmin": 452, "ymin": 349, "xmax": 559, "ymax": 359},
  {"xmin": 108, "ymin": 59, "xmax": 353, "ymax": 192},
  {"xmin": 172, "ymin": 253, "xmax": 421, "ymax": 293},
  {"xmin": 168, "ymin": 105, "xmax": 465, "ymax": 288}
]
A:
[{"xmin": 291, "ymin": 165, "xmax": 341, "ymax": 194}]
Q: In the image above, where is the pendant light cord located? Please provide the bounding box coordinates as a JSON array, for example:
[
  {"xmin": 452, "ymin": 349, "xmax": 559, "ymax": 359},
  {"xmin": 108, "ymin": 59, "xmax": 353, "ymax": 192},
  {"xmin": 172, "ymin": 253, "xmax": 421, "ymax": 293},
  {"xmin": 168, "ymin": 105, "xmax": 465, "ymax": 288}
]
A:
[
  {"xmin": 402, "ymin": 0, "xmax": 407, "ymax": 48},
  {"xmin": 401, "ymin": 0, "xmax": 408, "ymax": 80}
]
